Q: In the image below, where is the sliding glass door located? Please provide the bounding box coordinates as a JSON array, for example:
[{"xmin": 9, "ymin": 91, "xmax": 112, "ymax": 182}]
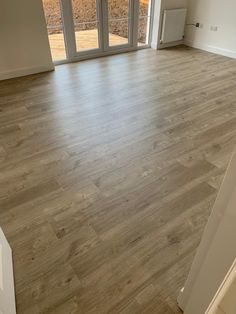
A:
[
  {"xmin": 42, "ymin": 0, "xmax": 153, "ymax": 63},
  {"xmin": 106, "ymin": 0, "xmax": 132, "ymax": 48},
  {"xmin": 70, "ymin": 0, "xmax": 134, "ymax": 56},
  {"xmin": 71, "ymin": 0, "xmax": 102, "ymax": 54}
]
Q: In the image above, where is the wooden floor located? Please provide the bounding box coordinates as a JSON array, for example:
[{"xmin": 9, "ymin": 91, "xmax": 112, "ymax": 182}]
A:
[{"xmin": 1, "ymin": 46, "xmax": 236, "ymax": 313}]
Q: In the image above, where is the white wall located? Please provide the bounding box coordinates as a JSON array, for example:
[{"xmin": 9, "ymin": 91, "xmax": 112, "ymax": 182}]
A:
[
  {"xmin": 163, "ymin": 0, "xmax": 187, "ymax": 11},
  {"xmin": 185, "ymin": 0, "xmax": 236, "ymax": 59},
  {"xmin": 151, "ymin": 0, "xmax": 188, "ymax": 49},
  {"xmin": 0, "ymin": 0, "xmax": 54, "ymax": 80}
]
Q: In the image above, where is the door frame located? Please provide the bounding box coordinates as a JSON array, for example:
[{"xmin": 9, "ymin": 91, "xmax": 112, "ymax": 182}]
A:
[
  {"xmin": 68, "ymin": 0, "xmax": 105, "ymax": 59},
  {"xmin": 0, "ymin": 228, "xmax": 16, "ymax": 314},
  {"xmin": 206, "ymin": 258, "xmax": 236, "ymax": 314},
  {"xmin": 102, "ymin": 0, "xmax": 136, "ymax": 52},
  {"xmin": 54, "ymin": 0, "xmax": 155, "ymax": 65},
  {"xmin": 178, "ymin": 151, "xmax": 236, "ymax": 314}
]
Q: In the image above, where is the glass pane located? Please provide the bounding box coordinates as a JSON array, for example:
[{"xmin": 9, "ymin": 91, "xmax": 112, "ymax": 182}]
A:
[
  {"xmin": 48, "ymin": 28, "xmax": 67, "ymax": 61},
  {"xmin": 74, "ymin": 22, "xmax": 99, "ymax": 51},
  {"xmin": 42, "ymin": 0, "xmax": 67, "ymax": 61},
  {"xmin": 139, "ymin": 0, "xmax": 150, "ymax": 16},
  {"xmin": 72, "ymin": 0, "xmax": 100, "ymax": 52},
  {"xmin": 138, "ymin": 16, "xmax": 149, "ymax": 45},
  {"xmin": 108, "ymin": 0, "xmax": 129, "ymax": 18},
  {"xmin": 109, "ymin": 19, "xmax": 129, "ymax": 46},
  {"xmin": 108, "ymin": 0, "xmax": 130, "ymax": 47},
  {"xmin": 138, "ymin": 0, "xmax": 151, "ymax": 46}
]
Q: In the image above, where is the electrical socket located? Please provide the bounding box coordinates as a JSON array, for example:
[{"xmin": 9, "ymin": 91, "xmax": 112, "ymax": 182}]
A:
[
  {"xmin": 210, "ymin": 26, "xmax": 218, "ymax": 31},
  {"xmin": 196, "ymin": 22, "xmax": 203, "ymax": 28}
]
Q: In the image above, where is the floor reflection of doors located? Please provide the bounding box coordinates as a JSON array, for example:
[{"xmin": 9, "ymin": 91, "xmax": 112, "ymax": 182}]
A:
[{"xmin": 42, "ymin": 0, "xmax": 153, "ymax": 63}]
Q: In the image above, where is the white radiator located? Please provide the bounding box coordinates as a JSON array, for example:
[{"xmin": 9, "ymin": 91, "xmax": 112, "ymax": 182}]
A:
[{"xmin": 161, "ymin": 8, "xmax": 187, "ymax": 44}]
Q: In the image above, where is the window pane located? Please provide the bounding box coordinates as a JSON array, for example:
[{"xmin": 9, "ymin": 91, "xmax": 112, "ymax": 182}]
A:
[
  {"xmin": 42, "ymin": 0, "xmax": 67, "ymax": 61},
  {"xmin": 72, "ymin": 0, "xmax": 100, "ymax": 52},
  {"xmin": 139, "ymin": 0, "xmax": 150, "ymax": 16},
  {"xmin": 109, "ymin": 19, "xmax": 129, "ymax": 46},
  {"xmin": 74, "ymin": 22, "xmax": 99, "ymax": 51},
  {"xmin": 108, "ymin": 0, "xmax": 129, "ymax": 19},
  {"xmin": 138, "ymin": 16, "xmax": 149, "ymax": 45},
  {"xmin": 72, "ymin": 0, "xmax": 97, "ymax": 21},
  {"xmin": 138, "ymin": 0, "xmax": 151, "ymax": 46},
  {"xmin": 108, "ymin": 0, "xmax": 130, "ymax": 47},
  {"xmin": 48, "ymin": 28, "xmax": 67, "ymax": 61}
]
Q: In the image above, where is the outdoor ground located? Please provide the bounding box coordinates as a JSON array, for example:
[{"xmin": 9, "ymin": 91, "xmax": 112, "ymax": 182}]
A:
[{"xmin": 48, "ymin": 30, "xmax": 129, "ymax": 61}]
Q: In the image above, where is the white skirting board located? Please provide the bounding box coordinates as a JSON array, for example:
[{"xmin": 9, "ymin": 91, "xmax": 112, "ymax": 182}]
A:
[
  {"xmin": 156, "ymin": 39, "xmax": 184, "ymax": 50},
  {"xmin": 184, "ymin": 39, "xmax": 236, "ymax": 60},
  {"xmin": 0, "ymin": 65, "xmax": 54, "ymax": 81}
]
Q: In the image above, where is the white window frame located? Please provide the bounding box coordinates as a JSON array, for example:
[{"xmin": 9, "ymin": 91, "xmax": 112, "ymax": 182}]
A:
[{"xmin": 51, "ymin": 0, "xmax": 155, "ymax": 65}]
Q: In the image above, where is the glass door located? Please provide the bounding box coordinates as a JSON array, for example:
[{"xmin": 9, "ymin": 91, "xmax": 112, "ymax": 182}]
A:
[
  {"xmin": 71, "ymin": 0, "xmax": 103, "ymax": 55},
  {"xmin": 105, "ymin": 0, "xmax": 133, "ymax": 49},
  {"xmin": 42, "ymin": 0, "xmax": 153, "ymax": 62},
  {"xmin": 70, "ymin": 0, "xmax": 134, "ymax": 55},
  {"xmin": 138, "ymin": 0, "xmax": 153, "ymax": 46}
]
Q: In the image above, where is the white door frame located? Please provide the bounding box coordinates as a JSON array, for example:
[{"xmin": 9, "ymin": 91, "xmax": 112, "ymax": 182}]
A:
[
  {"xmin": 70, "ymin": 0, "xmax": 104, "ymax": 59},
  {"xmin": 178, "ymin": 151, "xmax": 236, "ymax": 314},
  {"xmin": 60, "ymin": 0, "xmax": 77, "ymax": 60},
  {"xmin": 206, "ymin": 258, "xmax": 236, "ymax": 314},
  {"xmin": 0, "ymin": 228, "xmax": 16, "ymax": 314},
  {"xmin": 102, "ymin": 0, "xmax": 135, "ymax": 52}
]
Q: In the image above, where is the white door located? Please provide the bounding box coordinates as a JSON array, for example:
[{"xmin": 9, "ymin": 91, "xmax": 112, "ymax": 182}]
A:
[
  {"xmin": 42, "ymin": 0, "xmax": 154, "ymax": 63},
  {"xmin": 70, "ymin": 0, "xmax": 137, "ymax": 58},
  {"xmin": 178, "ymin": 151, "xmax": 236, "ymax": 314},
  {"xmin": 0, "ymin": 229, "xmax": 16, "ymax": 314},
  {"xmin": 102, "ymin": 0, "xmax": 136, "ymax": 51}
]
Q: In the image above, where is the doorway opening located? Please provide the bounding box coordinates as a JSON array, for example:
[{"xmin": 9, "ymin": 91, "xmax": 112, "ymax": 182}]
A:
[{"xmin": 42, "ymin": 0, "xmax": 154, "ymax": 63}]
